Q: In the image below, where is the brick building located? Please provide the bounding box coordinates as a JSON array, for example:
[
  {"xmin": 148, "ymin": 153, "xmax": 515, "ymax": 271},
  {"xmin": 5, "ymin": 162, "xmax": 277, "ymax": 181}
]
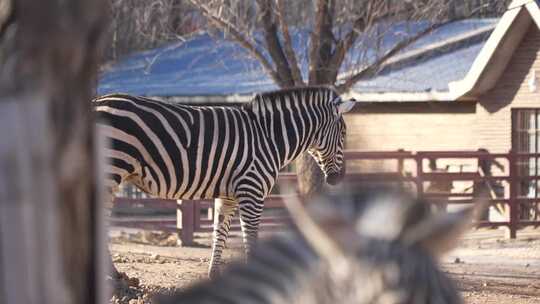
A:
[{"xmin": 346, "ymin": 0, "xmax": 540, "ymax": 159}]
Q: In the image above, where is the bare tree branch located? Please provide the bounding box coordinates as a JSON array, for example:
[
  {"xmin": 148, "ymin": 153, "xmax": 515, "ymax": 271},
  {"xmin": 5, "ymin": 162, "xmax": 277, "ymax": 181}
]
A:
[
  {"xmin": 308, "ymin": 0, "xmax": 335, "ymax": 84},
  {"xmin": 328, "ymin": 0, "xmax": 396, "ymax": 79},
  {"xmin": 276, "ymin": 0, "xmax": 305, "ymax": 86},
  {"xmin": 188, "ymin": 0, "xmax": 285, "ymax": 86},
  {"xmin": 334, "ymin": 0, "xmax": 493, "ymax": 94},
  {"xmin": 143, "ymin": 36, "xmax": 191, "ymax": 74},
  {"xmin": 105, "ymin": 0, "xmax": 201, "ymax": 61},
  {"xmin": 257, "ymin": 0, "xmax": 295, "ymax": 87},
  {"xmin": 335, "ymin": 18, "xmax": 463, "ymax": 94}
]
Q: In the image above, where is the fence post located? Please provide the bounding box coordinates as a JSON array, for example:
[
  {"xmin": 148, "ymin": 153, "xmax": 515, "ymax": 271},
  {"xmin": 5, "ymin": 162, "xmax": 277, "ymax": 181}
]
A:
[
  {"xmin": 397, "ymin": 149, "xmax": 405, "ymax": 173},
  {"xmin": 177, "ymin": 200, "xmax": 195, "ymax": 246},
  {"xmin": 415, "ymin": 153, "xmax": 424, "ymax": 198},
  {"xmin": 207, "ymin": 205, "xmax": 214, "ymax": 220},
  {"xmin": 507, "ymin": 151, "xmax": 519, "ymax": 239}
]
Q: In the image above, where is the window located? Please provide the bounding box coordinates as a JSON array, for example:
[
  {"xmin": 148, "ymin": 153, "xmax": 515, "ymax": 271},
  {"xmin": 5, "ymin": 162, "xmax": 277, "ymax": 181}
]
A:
[{"xmin": 512, "ymin": 109, "xmax": 540, "ymax": 219}]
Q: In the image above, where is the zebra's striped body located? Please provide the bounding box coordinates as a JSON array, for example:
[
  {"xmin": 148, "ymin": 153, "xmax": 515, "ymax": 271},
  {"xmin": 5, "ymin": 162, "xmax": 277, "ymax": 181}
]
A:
[
  {"xmin": 94, "ymin": 87, "xmax": 354, "ymax": 276},
  {"xmin": 96, "ymin": 95, "xmax": 271, "ymax": 201},
  {"xmin": 155, "ymin": 187, "xmax": 469, "ymax": 304}
]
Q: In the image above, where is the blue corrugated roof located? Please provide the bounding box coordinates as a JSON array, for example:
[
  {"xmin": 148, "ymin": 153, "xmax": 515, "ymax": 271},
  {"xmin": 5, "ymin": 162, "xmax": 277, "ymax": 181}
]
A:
[
  {"xmin": 98, "ymin": 19, "xmax": 497, "ymax": 97},
  {"xmin": 354, "ymin": 43, "xmax": 485, "ymax": 93}
]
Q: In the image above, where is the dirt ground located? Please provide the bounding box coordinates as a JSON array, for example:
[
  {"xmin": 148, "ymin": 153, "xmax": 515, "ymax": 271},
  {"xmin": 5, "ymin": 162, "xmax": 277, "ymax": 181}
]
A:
[{"xmin": 109, "ymin": 227, "xmax": 540, "ymax": 304}]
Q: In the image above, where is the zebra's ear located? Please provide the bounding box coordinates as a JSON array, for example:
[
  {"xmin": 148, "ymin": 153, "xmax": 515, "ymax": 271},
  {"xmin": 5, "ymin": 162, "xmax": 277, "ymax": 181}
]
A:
[
  {"xmin": 402, "ymin": 199, "xmax": 487, "ymax": 257},
  {"xmin": 337, "ymin": 100, "xmax": 356, "ymax": 115}
]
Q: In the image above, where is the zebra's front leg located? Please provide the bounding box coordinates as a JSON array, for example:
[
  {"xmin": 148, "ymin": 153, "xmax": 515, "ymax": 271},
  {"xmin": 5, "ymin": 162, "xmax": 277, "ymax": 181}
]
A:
[
  {"xmin": 238, "ymin": 197, "xmax": 264, "ymax": 258},
  {"xmin": 208, "ymin": 198, "xmax": 237, "ymax": 278}
]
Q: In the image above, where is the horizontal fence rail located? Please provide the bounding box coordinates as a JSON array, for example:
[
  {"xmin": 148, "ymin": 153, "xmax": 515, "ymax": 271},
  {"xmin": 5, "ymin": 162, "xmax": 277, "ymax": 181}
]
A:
[{"xmin": 110, "ymin": 150, "xmax": 540, "ymax": 243}]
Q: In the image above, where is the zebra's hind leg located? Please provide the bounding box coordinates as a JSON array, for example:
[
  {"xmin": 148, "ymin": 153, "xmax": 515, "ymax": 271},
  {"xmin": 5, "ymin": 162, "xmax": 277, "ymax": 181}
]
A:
[
  {"xmin": 103, "ymin": 178, "xmax": 122, "ymax": 278},
  {"xmin": 208, "ymin": 198, "xmax": 237, "ymax": 278},
  {"xmin": 238, "ymin": 197, "xmax": 263, "ymax": 258}
]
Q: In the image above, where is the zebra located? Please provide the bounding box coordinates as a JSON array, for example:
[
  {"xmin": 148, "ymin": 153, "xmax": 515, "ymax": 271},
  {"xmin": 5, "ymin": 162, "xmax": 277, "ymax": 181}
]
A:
[
  {"xmin": 93, "ymin": 86, "xmax": 356, "ymax": 277},
  {"xmin": 154, "ymin": 186, "xmax": 479, "ymax": 304}
]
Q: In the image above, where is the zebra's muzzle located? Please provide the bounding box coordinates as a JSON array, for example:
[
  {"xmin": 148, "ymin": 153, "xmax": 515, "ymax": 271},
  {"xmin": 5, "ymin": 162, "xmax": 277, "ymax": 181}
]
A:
[{"xmin": 325, "ymin": 171, "xmax": 344, "ymax": 185}]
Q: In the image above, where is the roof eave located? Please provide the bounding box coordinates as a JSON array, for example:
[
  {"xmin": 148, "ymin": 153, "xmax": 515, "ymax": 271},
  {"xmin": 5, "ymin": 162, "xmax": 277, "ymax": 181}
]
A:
[
  {"xmin": 448, "ymin": 0, "xmax": 539, "ymax": 100},
  {"xmin": 344, "ymin": 91, "xmax": 468, "ymax": 103}
]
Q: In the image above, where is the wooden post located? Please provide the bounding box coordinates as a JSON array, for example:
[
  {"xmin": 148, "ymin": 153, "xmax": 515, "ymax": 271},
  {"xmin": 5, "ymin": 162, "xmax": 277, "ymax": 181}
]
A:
[
  {"xmin": 194, "ymin": 201, "xmax": 201, "ymax": 231},
  {"xmin": 0, "ymin": 101, "xmax": 66, "ymax": 304},
  {"xmin": 207, "ymin": 205, "xmax": 214, "ymax": 220},
  {"xmin": 508, "ymin": 150, "xmax": 518, "ymax": 239},
  {"xmin": 177, "ymin": 200, "xmax": 195, "ymax": 246},
  {"xmin": 0, "ymin": 1, "xmax": 107, "ymax": 303},
  {"xmin": 397, "ymin": 149, "xmax": 406, "ymax": 189},
  {"xmin": 397, "ymin": 149, "xmax": 405, "ymax": 174},
  {"xmin": 416, "ymin": 154, "xmax": 425, "ymax": 198}
]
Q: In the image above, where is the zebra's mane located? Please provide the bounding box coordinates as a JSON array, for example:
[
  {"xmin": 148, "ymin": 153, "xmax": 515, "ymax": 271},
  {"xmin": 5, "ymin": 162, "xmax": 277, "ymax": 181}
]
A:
[
  {"xmin": 94, "ymin": 93, "xmax": 245, "ymax": 108},
  {"xmin": 95, "ymin": 88, "xmax": 340, "ymax": 110},
  {"xmin": 249, "ymin": 86, "xmax": 339, "ymax": 106}
]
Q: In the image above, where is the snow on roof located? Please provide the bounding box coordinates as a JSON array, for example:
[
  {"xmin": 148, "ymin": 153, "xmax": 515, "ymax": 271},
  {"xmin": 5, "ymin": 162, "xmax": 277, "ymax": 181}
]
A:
[{"xmin": 98, "ymin": 19, "xmax": 498, "ymax": 98}]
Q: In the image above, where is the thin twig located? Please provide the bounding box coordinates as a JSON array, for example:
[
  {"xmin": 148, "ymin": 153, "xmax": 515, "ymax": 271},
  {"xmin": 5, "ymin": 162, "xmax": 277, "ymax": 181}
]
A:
[
  {"xmin": 143, "ymin": 32, "xmax": 195, "ymax": 74},
  {"xmin": 188, "ymin": 0, "xmax": 282, "ymax": 86},
  {"xmin": 336, "ymin": 17, "xmax": 465, "ymax": 94}
]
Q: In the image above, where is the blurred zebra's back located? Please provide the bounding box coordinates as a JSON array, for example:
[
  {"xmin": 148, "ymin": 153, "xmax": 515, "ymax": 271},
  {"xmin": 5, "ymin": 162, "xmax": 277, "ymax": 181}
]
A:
[{"xmin": 156, "ymin": 187, "xmax": 474, "ymax": 304}]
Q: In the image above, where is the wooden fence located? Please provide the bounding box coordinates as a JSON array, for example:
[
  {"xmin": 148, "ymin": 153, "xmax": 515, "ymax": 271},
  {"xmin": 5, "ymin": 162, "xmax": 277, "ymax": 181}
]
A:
[{"xmin": 110, "ymin": 150, "xmax": 540, "ymax": 244}]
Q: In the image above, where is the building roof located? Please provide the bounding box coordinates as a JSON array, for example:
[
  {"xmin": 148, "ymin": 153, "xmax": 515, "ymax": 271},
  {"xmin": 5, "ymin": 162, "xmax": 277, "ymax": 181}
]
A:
[
  {"xmin": 448, "ymin": 0, "xmax": 540, "ymax": 100},
  {"xmin": 350, "ymin": 0, "xmax": 540, "ymax": 102},
  {"xmin": 352, "ymin": 42, "xmax": 485, "ymax": 93},
  {"xmin": 98, "ymin": 19, "xmax": 497, "ymax": 102}
]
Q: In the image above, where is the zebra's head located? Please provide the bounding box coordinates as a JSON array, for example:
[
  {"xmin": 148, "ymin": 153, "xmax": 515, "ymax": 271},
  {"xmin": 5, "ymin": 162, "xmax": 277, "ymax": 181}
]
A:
[
  {"xmin": 285, "ymin": 186, "xmax": 484, "ymax": 303},
  {"xmin": 308, "ymin": 97, "xmax": 355, "ymax": 185}
]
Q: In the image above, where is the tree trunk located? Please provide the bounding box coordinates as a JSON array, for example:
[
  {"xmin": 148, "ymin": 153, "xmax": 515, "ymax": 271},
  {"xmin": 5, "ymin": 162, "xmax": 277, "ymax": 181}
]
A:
[
  {"xmin": 0, "ymin": 1, "xmax": 107, "ymax": 304},
  {"xmin": 296, "ymin": 153, "xmax": 326, "ymax": 197},
  {"xmin": 299, "ymin": 0, "xmax": 338, "ymax": 197}
]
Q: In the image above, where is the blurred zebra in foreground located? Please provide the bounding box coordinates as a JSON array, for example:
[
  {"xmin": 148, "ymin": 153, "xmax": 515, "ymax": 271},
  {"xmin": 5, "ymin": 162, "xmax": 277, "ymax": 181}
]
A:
[{"xmin": 155, "ymin": 186, "xmax": 482, "ymax": 304}]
